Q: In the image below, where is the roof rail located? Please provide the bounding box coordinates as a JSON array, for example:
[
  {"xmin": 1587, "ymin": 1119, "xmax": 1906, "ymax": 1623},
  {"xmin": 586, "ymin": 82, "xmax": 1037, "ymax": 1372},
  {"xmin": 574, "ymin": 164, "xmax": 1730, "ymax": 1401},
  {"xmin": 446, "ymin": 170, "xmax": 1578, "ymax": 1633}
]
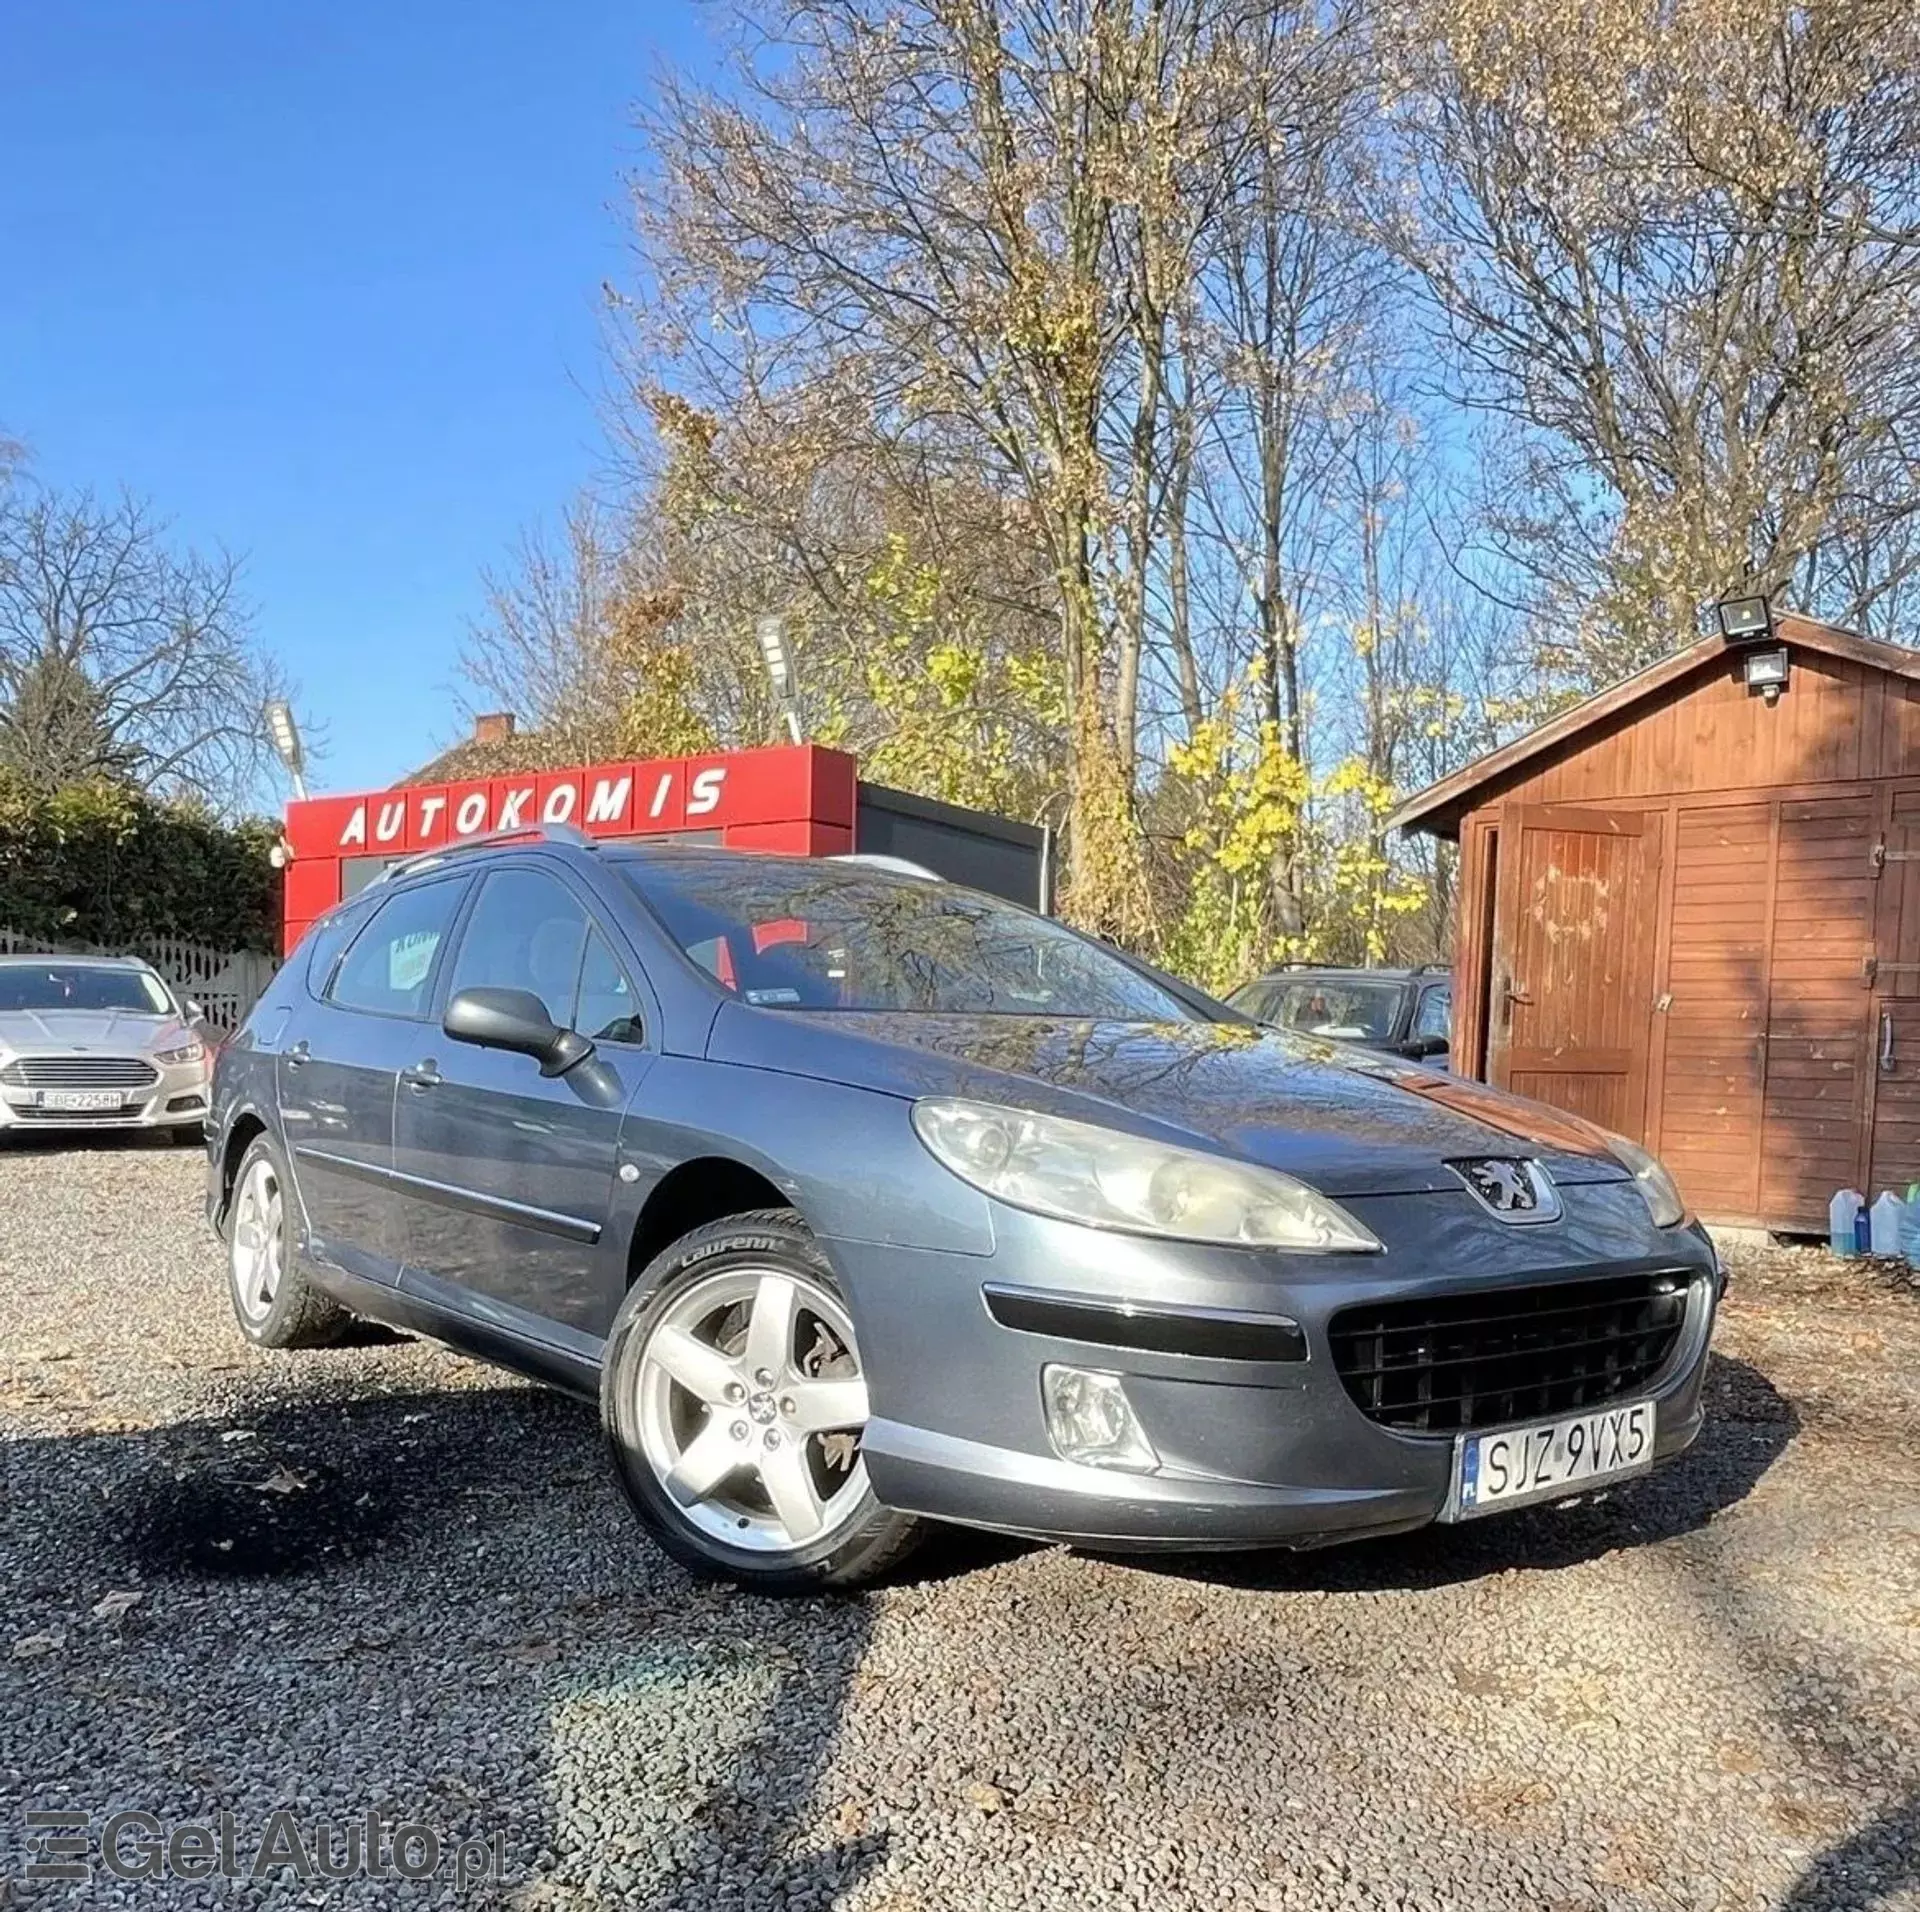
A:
[
  {"xmin": 371, "ymin": 821, "xmax": 593, "ymax": 887},
  {"xmin": 829, "ymin": 852, "xmax": 944, "ymax": 881}
]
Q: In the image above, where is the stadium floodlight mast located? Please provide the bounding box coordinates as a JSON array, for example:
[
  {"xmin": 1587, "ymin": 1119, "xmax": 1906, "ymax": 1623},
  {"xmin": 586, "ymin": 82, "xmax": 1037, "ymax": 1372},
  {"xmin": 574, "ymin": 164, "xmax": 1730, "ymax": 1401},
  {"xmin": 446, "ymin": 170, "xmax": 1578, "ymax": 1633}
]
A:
[
  {"xmin": 263, "ymin": 699, "xmax": 308, "ymax": 801},
  {"xmin": 756, "ymin": 615, "xmax": 804, "ymax": 746}
]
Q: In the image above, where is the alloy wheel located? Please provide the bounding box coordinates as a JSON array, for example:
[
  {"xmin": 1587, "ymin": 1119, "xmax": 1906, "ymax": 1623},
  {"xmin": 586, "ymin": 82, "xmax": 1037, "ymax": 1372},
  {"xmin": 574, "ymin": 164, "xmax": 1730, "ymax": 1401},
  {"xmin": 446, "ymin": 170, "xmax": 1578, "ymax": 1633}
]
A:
[
  {"xmin": 230, "ymin": 1157, "xmax": 283, "ymax": 1326},
  {"xmin": 634, "ymin": 1264, "xmax": 872, "ymax": 1554}
]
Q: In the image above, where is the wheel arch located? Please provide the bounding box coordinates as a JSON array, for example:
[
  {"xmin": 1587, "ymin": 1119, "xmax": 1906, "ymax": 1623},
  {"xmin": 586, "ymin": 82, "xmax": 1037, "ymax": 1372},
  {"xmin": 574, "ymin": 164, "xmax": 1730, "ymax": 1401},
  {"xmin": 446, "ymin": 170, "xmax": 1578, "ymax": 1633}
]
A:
[
  {"xmin": 213, "ymin": 1108, "xmax": 270, "ymax": 1233},
  {"xmin": 626, "ymin": 1156, "xmax": 800, "ymax": 1288}
]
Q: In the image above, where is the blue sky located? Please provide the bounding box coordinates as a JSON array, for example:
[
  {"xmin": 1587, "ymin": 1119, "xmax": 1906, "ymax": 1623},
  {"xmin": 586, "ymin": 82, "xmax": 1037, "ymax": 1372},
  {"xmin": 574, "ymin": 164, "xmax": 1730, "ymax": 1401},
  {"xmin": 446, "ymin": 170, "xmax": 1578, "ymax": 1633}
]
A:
[{"xmin": 1, "ymin": 0, "xmax": 715, "ymax": 802}]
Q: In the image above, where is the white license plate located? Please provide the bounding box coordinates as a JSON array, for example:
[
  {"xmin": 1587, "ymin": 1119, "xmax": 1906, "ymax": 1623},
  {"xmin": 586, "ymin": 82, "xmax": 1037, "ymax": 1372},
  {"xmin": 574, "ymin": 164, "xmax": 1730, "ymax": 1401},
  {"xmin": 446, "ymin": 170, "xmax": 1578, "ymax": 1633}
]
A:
[
  {"xmin": 1447, "ymin": 1399, "xmax": 1656, "ymax": 1519},
  {"xmin": 38, "ymin": 1090, "xmax": 127, "ymax": 1112}
]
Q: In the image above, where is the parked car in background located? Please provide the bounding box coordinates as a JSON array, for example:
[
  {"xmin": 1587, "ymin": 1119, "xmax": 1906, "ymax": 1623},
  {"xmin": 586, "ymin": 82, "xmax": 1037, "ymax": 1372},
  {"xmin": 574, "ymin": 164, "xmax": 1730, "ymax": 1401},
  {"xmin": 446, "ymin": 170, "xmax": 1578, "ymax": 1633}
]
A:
[
  {"xmin": 1229, "ymin": 964, "xmax": 1453, "ymax": 1064},
  {"xmin": 206, "ymin": 832, "xmax": 1717, "ymax": 1593},
  {"xmin": 0, "ymin": 955, "xmax": 213, "ymax": 1140}
]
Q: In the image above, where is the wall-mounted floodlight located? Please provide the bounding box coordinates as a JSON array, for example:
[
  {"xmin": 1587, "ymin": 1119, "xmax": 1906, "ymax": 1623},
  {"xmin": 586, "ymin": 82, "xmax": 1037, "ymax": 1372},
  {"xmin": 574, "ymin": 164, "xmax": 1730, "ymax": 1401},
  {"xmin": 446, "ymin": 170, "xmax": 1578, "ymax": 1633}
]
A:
[
  {"xmin": 756, "ymin": 615, "xmax": 803, "ymax": 745},
  {"xmin": 1743, "ymin": 646, "xmax": 1791, "ymax": 705},
  {"xmin": 263, "ymin": 699, "xmax": 308, "ymax": 801},
  {"xmin": 1713, "ymin": 595, "xmax": 1774, "ymax": 644}
]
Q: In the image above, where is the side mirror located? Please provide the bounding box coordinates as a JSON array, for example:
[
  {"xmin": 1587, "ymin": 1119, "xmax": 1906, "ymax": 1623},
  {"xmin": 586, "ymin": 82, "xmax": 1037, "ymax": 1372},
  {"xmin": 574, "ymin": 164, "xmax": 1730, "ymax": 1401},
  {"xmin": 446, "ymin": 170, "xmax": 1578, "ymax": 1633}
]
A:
[
  {"xmin": 443, "ymin": 986, "xmax": 594, "ymax": 1077},
  {"xmin": 1405, "ymin": 1034, "xmax": 1450, "ymax": 1060},
  {"xmin": 186, "ymin": 998, "xmax": 206, "ymax": 1019}
]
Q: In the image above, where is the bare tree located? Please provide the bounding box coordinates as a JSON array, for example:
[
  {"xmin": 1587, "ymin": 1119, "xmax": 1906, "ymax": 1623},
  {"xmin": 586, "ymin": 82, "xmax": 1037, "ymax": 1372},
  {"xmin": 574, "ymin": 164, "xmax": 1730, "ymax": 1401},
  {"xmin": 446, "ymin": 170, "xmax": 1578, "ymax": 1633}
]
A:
[
  {"xmin": 461, "ymin": 498, "xmax": 723, "ymax": 764},
  {"xmin": 632, "ymin": 0, "xmax": 1262, "ymax": 934},
  {"xmin": 0, "ymin": 487, "xmax": 285, "ymax": 807},
  {"xmin": 1388, "ymin": 0, "xmax": 1920, "ymax": 683}
]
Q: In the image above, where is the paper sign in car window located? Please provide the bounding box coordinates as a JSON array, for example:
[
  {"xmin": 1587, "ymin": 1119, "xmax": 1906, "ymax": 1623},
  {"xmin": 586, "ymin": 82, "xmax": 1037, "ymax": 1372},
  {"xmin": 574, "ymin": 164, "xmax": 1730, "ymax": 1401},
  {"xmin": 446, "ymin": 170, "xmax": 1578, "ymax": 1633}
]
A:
[{"xmin": 388, "ymin": 931, "xmax": 440, "ymax": 994}]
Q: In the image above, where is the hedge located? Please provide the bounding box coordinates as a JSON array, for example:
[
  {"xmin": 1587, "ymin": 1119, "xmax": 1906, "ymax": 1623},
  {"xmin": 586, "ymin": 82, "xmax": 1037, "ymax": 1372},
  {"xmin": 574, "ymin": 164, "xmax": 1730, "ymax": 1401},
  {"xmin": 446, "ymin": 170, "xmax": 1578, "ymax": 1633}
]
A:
[{"xmin": 0, "ymin": 774, "xmax": 280, "ymax": 953}]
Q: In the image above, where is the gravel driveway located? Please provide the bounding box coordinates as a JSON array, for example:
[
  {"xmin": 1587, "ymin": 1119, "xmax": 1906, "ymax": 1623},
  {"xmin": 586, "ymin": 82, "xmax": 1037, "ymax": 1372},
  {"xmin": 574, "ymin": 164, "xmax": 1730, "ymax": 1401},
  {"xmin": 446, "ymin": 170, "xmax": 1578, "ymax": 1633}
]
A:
[{"xmin": 1, "ymin": 1142, "xmax": 1915, "ymax": 1911}]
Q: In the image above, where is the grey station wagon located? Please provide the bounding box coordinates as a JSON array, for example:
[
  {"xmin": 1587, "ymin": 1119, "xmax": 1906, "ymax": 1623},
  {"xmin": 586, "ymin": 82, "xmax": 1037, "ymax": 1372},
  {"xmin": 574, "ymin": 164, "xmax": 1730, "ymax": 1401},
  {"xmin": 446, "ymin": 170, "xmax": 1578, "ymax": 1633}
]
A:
[{"xmin": 206, "ymin": 828, "xmax": 1722, "ymax": 1590}]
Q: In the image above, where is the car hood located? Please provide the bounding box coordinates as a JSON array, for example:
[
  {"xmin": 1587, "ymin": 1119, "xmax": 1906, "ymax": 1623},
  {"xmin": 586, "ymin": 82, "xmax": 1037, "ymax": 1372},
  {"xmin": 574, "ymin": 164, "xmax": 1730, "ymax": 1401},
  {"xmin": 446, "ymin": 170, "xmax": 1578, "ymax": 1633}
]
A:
[
  {"xmin": 706, "ymin": 1006, "xmax": 1632, "ymax": 1196},
  {"xmin": 0, "ymin": 1009, "xmax": 176, "ymax": 1052}
]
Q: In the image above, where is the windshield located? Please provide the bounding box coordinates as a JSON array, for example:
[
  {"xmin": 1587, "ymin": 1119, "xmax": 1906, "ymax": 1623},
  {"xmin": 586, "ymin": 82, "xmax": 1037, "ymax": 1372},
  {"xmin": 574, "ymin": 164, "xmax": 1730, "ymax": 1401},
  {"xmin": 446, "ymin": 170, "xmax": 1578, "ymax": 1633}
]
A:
[
  {"xmin": 1235, "ymin": 977, "xmax": 1403, "ymax": 1042},
  {"xmin": 0, "ymin": 965, "xmax": 173, "ymax": 1014},
  {"xmin": 616, "ymin": 857, "xmax": 1198, "ymax": 1020}
]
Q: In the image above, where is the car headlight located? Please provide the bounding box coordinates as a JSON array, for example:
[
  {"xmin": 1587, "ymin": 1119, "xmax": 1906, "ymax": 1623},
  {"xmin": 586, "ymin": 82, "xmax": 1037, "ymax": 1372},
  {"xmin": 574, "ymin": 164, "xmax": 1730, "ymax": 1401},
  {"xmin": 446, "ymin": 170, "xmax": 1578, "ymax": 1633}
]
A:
[
  {"xmin": 911, "ymin": 1096, "xmax": 1380, "ymax": 1251},
  {"xmin": 1607, "ymin": 1132, "xmax": 1687, "ymax": 1228},
  {"xmin": 155, "ymin": 1040, "xmax": 206, "ymax": 1065}
]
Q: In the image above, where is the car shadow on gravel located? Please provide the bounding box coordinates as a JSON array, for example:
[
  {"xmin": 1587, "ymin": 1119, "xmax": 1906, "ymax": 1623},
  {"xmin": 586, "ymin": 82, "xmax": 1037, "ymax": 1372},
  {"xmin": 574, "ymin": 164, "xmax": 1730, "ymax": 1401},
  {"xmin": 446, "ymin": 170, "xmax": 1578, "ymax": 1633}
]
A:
[
  {"xmin": 1, "ymin": 1383, "xmax": 891, "ymax": 1906},
  {"xmin": 0, "ymin": 1129, "xmax": 200, "ymax": 1156},
  {"xmin": 1108, "ymin": 1352, "xmax": 1798, "ymax": 1595},
  {"xmin": 1780, "ymin": 1793, "xmax": 1919, "ymax": 1909}
]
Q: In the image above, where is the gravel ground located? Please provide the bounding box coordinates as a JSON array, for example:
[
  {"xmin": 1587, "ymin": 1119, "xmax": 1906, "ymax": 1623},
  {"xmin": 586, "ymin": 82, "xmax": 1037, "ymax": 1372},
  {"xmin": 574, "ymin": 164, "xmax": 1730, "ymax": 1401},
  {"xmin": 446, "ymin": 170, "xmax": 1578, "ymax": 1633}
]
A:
[{"xmin": 1, "ymin": 1142, "xmax": 1915, "ymax": 1912}]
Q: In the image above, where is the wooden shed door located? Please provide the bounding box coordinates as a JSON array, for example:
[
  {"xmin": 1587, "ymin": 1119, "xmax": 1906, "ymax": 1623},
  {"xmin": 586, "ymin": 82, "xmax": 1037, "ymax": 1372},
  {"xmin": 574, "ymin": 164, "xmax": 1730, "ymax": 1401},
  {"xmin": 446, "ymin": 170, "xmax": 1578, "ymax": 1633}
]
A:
[
  {"xmin": 1652, "ymin": 803, "xmax": 1772, "ymax": 1221},
  {"xmin": 1756, "ymin": 793, "xmax": 1880, "ymax": 1227},
  {"xmin": 1649, "ymin": 790, "xmax": 1879, "ymax": 1230},
  {"xmin": 1489, "ymin": 806, "xmax": 1659, "ymax": 1134},
  {"xmin": 1866, "ymin": 784, "xmax": 1920, "ymax": 1198}
]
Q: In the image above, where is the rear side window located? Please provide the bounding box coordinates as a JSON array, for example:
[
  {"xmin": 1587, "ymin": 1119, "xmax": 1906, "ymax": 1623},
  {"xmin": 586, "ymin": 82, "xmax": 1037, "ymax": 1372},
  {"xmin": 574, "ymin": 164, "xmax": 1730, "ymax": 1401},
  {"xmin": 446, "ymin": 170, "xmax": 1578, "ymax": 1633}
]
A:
[
  {"xmin": 327, "ymin": 879, "xmax": 465, "ymax": 1018},
  {"xmin": 1413, "ymin": 984, "xmax": 1452, "ymax": 1042},
  {"xmin": 301, "ymin": 907, "xmax": 365, "ymax": 999}
]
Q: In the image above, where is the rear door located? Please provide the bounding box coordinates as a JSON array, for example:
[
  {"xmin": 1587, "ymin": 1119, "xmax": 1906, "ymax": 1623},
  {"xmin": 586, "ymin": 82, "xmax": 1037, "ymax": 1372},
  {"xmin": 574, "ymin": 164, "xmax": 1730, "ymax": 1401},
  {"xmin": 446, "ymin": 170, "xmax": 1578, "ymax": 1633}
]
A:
[
  {"xmin": 278, "ymin": 874, "xmax": 469, "ymax": 1288},
  {"xmin": 1488, "ymin": 805, "xmax": 1660, "ymax": 1135},
  {"xmin": 394, "ymin": 864, "xmax": 651, "ymax": 1346}
]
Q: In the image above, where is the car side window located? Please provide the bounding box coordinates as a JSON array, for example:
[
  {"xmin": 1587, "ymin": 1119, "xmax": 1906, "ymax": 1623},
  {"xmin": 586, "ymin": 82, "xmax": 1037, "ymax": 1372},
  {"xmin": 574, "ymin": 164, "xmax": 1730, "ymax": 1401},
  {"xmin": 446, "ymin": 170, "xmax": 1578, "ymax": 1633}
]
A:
[
  {"xmin": 445, "ymin": 868, "xmax": 591, "ymax": 1030},
  {"xmin": 301, "ymin": 906, "xmax": 367, "ymax": 999},
  {"xmin": 326, "ymin": 880, "xmax": 465, "ymax": 1018},
  {"xmin": 576, "ymin": 926, "xmax": 644, "ymax": 1043},
  {"xmin": 1413, "ymin": 984, "xmax": 1452, "ymax": 1043}
]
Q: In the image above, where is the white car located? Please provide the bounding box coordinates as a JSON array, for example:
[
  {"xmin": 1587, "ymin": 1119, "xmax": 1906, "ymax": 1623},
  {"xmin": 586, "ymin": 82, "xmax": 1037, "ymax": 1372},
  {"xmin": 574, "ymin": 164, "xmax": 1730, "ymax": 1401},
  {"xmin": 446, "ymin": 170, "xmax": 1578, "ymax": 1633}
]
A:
[{"xmin": 0, "ymin": 956, "xmax": 212, "ymax": 1141}]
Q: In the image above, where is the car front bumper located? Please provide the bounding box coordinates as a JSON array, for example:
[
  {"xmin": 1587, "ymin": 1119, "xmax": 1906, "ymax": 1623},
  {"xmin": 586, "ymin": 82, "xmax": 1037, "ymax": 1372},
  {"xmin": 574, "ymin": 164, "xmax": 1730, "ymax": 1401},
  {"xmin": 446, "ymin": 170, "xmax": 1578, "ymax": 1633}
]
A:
[
  {"xmin": 829, "ymin": 1179, "xmax": 1722, "ymax": 1550},
  {"xmin": 0, "ymin": 1054, "xmax": 214, "ymax": 1133}
]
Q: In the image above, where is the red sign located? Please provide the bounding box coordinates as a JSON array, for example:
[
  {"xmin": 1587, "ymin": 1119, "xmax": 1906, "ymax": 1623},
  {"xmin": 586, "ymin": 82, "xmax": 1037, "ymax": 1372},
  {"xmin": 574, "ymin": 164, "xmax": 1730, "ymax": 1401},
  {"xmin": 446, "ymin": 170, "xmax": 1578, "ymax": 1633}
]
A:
[
  {"xmin": 279, "ymin": 744, "xmax": 858, "ymax": 953},
  {"xmin": 285, "ymin": 745, "xmax": 852, "ymax": 860}
]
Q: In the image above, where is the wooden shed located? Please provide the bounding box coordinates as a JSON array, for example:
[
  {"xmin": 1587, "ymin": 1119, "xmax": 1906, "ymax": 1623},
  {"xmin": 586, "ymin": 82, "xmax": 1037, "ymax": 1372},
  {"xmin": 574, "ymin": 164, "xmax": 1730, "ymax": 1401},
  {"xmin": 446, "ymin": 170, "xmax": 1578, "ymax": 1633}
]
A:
[{"xmin": 1391, "ymin": 611, "xmax": 1920, "ymax": 1232}]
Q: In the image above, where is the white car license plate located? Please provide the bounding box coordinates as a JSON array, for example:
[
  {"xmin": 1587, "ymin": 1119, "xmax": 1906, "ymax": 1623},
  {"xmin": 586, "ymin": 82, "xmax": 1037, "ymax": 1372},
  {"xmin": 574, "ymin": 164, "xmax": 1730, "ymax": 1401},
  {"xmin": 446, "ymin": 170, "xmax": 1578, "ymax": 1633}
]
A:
[
  {"xmin": 1447, "ymin": 1399, "xmax": 1656, "ymax": 1520},
  {"xmin": 39, "ymin": 1090, "xmax": 127, "ymax": 1112}
]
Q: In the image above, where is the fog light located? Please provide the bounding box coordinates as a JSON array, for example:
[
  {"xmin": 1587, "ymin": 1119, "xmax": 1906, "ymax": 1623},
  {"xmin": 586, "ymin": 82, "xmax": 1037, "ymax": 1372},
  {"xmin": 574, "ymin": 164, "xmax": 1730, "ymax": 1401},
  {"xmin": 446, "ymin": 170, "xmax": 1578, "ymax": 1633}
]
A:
[{"xmin": 1041, "ymin": 1364, "xmax": 1158, "ymax": 1473}]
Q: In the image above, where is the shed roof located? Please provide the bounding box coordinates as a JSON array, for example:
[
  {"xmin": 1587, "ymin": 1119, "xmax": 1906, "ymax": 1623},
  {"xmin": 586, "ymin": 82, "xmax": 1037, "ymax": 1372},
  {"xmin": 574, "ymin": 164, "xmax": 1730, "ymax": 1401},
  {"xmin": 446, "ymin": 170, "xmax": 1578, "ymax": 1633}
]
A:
[{"xmin": 1388, "ymin": 612, "xmax": 1920, "ymax": 838}]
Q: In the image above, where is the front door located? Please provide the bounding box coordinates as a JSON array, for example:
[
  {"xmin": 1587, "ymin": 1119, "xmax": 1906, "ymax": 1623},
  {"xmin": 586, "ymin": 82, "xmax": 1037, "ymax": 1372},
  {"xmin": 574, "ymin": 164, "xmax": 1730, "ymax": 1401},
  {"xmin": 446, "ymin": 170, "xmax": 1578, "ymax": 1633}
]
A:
[
  {"xmin": 394, "ymin": 864, "xmax": 649, "ymax": 1350},
  {"xmin": 1489, "ymin": 805, "xmax": 1660, "ymax": 1136}
]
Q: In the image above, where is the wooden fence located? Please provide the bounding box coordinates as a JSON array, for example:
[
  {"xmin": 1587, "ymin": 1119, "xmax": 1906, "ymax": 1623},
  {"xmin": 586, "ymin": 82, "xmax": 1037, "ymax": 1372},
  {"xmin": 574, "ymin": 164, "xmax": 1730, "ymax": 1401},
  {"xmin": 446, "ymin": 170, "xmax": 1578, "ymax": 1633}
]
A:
[{"xmin": 0, "ymin": 927, "xmax": 278, "ymax": 1031}]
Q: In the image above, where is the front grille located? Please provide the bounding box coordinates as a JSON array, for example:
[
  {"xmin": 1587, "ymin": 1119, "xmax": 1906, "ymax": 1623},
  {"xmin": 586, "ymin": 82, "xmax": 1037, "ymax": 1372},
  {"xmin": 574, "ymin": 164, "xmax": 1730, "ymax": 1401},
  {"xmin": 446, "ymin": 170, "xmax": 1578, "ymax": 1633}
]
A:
[
  {"xmin": 1328, "ymin": 1272, "xmax": 1693, "ymax": 1435},
  {"xmin": 0, "ymin": 1055, "xmax": 158, "ymax": 1089}
]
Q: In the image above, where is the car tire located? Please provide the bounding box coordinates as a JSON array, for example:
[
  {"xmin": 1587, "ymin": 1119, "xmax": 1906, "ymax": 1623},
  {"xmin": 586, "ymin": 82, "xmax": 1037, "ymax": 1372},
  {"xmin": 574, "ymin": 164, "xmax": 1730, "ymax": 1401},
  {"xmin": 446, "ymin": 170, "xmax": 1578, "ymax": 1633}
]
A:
[
  {"xmin": 603, "ymin": 1208, "xmax": 921, "ymax": 1593},
  {"xmin": 223, "ymin": 1133, "xmax": 348, "ymax": 1350}
]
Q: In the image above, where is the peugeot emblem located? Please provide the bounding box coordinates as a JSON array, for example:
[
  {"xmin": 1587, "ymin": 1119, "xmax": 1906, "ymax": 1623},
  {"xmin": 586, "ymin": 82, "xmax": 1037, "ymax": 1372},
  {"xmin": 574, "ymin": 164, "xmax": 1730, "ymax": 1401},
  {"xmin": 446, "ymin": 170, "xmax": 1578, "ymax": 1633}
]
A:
[{"xmin": 1452, "ymin": 1158, "xmax": 1560, "ymax": 1224}]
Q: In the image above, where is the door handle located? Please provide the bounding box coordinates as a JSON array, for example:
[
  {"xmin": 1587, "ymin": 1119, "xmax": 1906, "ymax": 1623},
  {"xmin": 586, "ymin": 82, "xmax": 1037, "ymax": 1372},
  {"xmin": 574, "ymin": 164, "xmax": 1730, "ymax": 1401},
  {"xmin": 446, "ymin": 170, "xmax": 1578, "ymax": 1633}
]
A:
[
  {"xmin": 1881, "ymin": 1012, "xmax": 1896, "ymax": 1073},
  {"xmin": 402, "ymin": 1060, "xmax": 442, "ymax": 1091},
  {"xmin": 285, "ymin": 1040, "xmax": 310, "ymax": 1068}
]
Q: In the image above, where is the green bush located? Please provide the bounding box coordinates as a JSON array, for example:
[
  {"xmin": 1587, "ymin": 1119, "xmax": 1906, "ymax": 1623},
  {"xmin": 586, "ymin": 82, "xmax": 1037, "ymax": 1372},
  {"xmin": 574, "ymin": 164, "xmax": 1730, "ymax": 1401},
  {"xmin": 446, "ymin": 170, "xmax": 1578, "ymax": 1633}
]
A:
[{"xmin": 0, "ymin": 774, "xmax": 279, "ymax": 952}]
